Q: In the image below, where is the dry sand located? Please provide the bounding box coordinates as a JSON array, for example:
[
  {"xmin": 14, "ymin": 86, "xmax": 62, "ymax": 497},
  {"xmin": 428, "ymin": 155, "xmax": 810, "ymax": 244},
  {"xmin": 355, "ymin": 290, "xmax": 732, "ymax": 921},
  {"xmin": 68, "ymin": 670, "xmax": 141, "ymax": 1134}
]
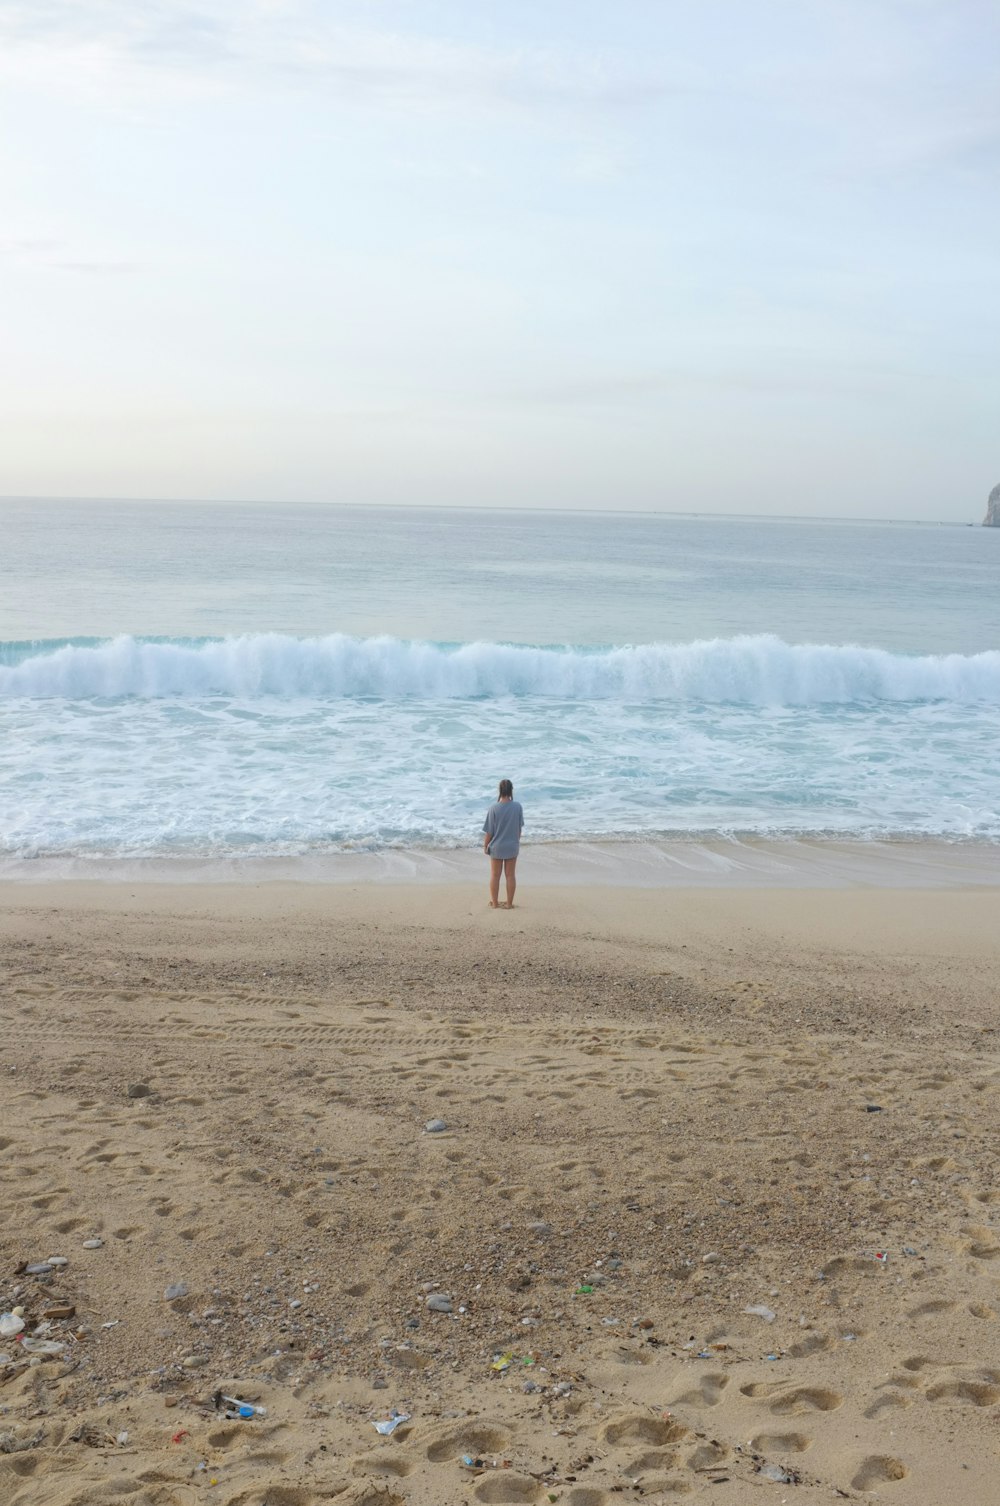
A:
[{"xmin": 1, "ymin": 875, "xmax": 999, "ymax": 1505}]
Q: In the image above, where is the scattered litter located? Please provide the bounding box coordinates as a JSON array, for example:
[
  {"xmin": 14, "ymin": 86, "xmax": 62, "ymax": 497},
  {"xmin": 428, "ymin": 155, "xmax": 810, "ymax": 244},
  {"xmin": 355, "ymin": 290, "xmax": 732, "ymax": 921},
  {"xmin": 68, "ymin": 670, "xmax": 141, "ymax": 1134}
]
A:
[
  {"xmin": 117, "ymin": 1431, "xmax": 129, "ymax": 1447},
  {"xmin": 372, "ymin": 1410, "xmax": 410, "ymax": 1436},
  {"xmin": 874, "ymin": 1251, "xmax": 888, "ymax": 1265},
  {"xmin": 0, "ymin": 1314, "xmax": 25, "ymax": 1339},
  {"xmin": 491, "ymin": 1353, "xmax": 513, "ymax": 1372},
  {"xmin": 902, "ymin": 1246, "xmax": 918, "ymax": 1257},
  {"xmin": 163, "ymin": 1283, "xmax": 189, "ymax": 1302},
  {"xmin": 214, "ymin": 1391, "xmax": 267, "ymax": 1420},
  {"xmin": 171, "ymin": 1430, "xmax": 189, "ymax": 1444},
  {"xmin": 743, "ymin": 1305, "xmax": 776, "ymax": 1323},
  {"xmin": 101, "ymin": 1320, "xmax": 120, "ymax": 1330},
  {"xmin": 42, "ymin": 1304, "xmax": 76, "ymax": 1321},
  {"xmin": 574, "ymin": 1285, "xmax": 594, "ymax": 1296},
  {"xmin": 864, "ymin": 1105, "xmax": 883, "ymax": 1113}
]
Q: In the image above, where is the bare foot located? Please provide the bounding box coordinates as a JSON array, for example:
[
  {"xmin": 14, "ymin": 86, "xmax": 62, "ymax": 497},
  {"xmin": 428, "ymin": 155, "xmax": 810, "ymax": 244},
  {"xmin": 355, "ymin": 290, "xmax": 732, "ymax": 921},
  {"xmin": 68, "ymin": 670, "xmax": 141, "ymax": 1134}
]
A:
[
  {"xmin": 489, "ymin": 901, "xmax": 500, "ymax": 909},
  {"xmin": 505, "ymin": 902, "xmax": 516, "ymax": 909}
]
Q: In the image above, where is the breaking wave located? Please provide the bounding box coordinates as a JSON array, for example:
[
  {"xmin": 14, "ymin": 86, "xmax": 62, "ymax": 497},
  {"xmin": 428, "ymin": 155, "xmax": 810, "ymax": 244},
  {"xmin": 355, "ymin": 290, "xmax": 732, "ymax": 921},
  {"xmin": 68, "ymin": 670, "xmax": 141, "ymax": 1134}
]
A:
[{"xmin": 2, "ymin": 633, "xmax": 1000, "ymax": 704}]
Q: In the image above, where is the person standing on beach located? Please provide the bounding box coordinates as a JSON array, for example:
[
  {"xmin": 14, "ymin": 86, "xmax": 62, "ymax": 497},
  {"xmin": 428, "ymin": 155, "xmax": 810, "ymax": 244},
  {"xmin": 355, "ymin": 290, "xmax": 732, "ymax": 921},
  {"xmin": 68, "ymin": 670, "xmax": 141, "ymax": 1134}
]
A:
[{"xmin": 482, "ymin": 779, "xmax": 523, "ymax": 909}]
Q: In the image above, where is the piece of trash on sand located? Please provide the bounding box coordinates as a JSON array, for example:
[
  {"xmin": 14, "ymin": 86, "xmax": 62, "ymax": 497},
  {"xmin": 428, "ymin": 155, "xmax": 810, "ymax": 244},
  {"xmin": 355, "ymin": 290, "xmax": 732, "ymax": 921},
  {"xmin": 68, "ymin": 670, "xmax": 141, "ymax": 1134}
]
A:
[
  {"xmin": 0, "ymin": 1315, "xmax": 25, "ymax": 1339},
  {"xmin": 743, "ymin": 1305, "xmax": 776, "ymax": 1323},
  {"xmin": 172, "ymin": 1430, "xmax": 189, "ymax": 1444},
  {"xmin": 424, "ymin": 1119, "xmax": 448, "ymax": 1133},
  {"xmin": 373, "ymin": 1411, "xmax": 410, "ymax": 1436},
  {"xmin": 18, "ymin": 1338, "xmax": 66, "ymax": 1356},
  {"xmin": 574, "ymin": 1285, "xmax": 594, "ymax": 1296},
  {"xmin": 214, "ymin": 1391, "xmax": 267, "ymax": 1420},
  {"xmin": 759, "ymin": 1461, "xmax": 792, "ymax": 1482},
  {"xmin": 101, "ymin": 1320, "xmax": 120, "ymax": 1330},
  {"xmin": 491, "ymin": 1353, "xmax": 513, "ymax": 1372},
  {"xmin": 874, "ymin": 1251, "xmax": 888, "ymax": 1265}
]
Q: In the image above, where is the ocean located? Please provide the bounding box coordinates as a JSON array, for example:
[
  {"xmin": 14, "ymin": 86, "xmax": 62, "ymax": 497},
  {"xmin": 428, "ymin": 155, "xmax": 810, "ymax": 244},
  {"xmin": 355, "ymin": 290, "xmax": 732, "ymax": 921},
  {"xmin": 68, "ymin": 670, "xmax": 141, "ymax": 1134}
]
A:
[{"xmin": 2, "ymin": 498, "xmax": 999, "ymax": 873}]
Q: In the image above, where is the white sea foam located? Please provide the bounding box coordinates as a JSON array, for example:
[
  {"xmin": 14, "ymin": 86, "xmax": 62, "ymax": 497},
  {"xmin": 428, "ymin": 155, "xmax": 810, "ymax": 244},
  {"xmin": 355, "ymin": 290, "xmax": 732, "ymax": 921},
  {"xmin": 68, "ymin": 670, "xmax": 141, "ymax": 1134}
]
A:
[{"xmin": 3, "ymin": 633, "xmax": 1000, "ymax": 704}]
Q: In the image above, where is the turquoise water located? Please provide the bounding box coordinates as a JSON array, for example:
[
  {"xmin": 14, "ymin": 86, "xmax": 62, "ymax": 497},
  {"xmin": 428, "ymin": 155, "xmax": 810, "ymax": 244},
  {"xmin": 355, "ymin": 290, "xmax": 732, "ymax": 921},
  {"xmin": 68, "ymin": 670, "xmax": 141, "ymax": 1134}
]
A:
[{"xmin": 1, "ymin": 499, "xmax": 998, "ymax": 860}]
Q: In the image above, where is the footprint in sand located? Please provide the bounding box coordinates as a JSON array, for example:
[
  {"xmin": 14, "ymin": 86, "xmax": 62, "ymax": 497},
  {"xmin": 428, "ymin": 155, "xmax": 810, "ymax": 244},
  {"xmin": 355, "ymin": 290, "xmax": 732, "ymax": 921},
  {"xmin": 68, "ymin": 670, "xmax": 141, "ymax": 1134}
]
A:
[
  {"xmin": 671, "ymin": 1372, "xmax": 728, "ymax": 1408},
  {"xmin": 766, "ymin": 1386, "xmax": 843, "ymax": 1416},
  {"xmin": 789, "ymin": 1331, "xmax": 835, "ymax": 1358},
  {"xmin": 865, "ymin": 1392, "xmax": 914, "ymax": 1419},
  {"xmin": 851, "ymin": 1455, "xmax": 908, "ymax": 1490},
  {"xmin": 620, "ymin": 1448, "xmax": 681, "ymax": 1474},
  {"xmin": 473, "ymin": 1476, "xmax": 544, "ymax": 1503},
  {"xmin": 926, "ymin": 1377, "xmax": 1000, "ymax": 1407},
  {"xmin": 687, "ymin": 1442, "xmax": 730, "ymax": 1469},
  {"xmin": 602, "ymin": 1416, "xmax": 690, "ymax": 1447},
  {"xmin": 425, "ymin": 1424, "xmax": 508, "ymax": 1464},
  {"xmin": 345, "ymin": 1490, "xmax": 407, "ymax": 1506},
  {"xmin": 908, "ymin": 1299, "xmax": 956, "ymax": 1319},
  {"xmin": 750, "ymin": 1432, "xmax": 811, "ymax": 1454},
  {"xmin": 350, "ymin": 1454, "xmax": 413, "ymax": 1478}
]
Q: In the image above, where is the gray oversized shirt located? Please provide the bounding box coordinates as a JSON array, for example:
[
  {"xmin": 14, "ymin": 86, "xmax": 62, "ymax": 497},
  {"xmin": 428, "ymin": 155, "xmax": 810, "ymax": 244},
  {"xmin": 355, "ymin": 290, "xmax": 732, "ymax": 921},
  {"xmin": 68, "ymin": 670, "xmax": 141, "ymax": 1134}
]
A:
[{"xmin": 482, "ymin": 799, "xmax": 523, "ymax": 859}]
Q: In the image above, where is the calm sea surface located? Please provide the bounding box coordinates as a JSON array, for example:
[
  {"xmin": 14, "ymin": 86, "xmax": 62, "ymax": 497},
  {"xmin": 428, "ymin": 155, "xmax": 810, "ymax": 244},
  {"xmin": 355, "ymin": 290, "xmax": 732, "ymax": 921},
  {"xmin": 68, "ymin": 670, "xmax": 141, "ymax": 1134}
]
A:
[{"xmin": 2, "ymin": 499, "xmax": 999, "ymax": 864}]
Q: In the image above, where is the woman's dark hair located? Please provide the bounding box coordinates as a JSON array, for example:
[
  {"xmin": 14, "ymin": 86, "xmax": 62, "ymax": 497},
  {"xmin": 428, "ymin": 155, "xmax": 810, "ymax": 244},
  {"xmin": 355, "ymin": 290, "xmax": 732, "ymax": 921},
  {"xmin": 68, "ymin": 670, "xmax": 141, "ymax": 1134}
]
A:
[{"xmin": 498, "ymin": 779, "xmax": 514, "ymax": 799}]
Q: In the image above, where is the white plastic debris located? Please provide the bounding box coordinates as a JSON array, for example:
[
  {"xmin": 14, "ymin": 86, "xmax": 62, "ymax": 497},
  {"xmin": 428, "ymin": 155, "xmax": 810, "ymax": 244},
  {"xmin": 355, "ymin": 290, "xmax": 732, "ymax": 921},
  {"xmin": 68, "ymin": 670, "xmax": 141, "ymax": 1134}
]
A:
[{"xmin": 372, "ymin": 1411, "xmax": 410, "ymax": 1436}]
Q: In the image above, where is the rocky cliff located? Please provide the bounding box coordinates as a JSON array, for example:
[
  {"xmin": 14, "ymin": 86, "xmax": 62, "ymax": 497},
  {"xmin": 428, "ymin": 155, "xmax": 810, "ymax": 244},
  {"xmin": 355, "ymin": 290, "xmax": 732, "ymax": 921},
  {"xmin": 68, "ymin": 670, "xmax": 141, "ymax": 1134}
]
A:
[{"xmin": 985, "ymin": 483, "xmax": 1000, "ymax": 526}]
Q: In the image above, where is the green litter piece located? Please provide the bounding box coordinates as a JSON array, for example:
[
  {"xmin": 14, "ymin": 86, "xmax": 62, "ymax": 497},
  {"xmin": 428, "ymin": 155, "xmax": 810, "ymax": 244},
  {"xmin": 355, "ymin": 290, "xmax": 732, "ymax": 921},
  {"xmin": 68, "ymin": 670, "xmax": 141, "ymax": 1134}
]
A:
[{"xmin": 574, "ymin": 1284, "xmax": 594, "ymax": 1295}]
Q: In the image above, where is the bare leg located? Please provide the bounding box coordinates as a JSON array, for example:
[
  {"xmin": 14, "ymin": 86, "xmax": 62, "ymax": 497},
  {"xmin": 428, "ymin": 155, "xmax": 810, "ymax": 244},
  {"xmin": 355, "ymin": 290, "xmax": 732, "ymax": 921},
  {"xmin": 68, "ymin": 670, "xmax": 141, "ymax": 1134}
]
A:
[
  {"xmin": 503, "ymin": 857, "xmax": 517, "ymax": 908},
  {"xmin": 489, "ymin": 857, "xmax": 503, "ymax": 908}
]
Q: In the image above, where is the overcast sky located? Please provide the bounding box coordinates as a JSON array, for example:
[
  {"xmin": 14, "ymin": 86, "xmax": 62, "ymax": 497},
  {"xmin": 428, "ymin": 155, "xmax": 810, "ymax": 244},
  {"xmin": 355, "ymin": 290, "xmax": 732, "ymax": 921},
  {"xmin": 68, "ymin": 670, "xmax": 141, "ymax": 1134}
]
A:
[{"xmin": 1, "ymin": 1, "xmax": 997, "ymax": 518}]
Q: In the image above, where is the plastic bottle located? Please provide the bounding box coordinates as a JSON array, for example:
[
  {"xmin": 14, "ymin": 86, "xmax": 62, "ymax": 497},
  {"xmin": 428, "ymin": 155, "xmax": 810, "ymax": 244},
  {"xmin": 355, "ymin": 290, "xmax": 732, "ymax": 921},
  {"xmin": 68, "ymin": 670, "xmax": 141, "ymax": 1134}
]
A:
[{"xmin": 0, "ymin": 1313, "xmax": 25, "ymax": 1338}]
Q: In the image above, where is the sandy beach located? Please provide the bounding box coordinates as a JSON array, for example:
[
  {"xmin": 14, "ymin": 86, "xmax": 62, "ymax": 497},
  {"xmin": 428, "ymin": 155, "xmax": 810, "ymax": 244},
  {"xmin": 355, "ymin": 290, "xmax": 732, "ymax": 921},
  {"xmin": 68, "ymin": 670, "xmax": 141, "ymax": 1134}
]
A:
[{"xmin": 2, "ymin": 871, "xmax": 1000, "ymax": 1505}]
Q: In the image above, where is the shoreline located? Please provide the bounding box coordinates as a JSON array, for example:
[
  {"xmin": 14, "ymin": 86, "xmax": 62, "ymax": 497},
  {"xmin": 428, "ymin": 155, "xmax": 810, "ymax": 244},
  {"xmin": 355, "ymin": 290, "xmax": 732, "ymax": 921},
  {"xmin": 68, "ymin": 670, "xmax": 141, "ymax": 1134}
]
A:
[{"xmin": 2, "ymin": 832, "xmax": 999, "ymax": 888}]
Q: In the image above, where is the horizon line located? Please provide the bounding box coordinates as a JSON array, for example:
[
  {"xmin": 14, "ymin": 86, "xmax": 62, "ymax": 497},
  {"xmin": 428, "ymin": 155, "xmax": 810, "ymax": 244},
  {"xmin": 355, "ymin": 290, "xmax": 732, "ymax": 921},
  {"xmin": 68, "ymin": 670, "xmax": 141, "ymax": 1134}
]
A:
[{"xmin": 0, "ymin": 494, "xmax": 989, "ymax": 528}]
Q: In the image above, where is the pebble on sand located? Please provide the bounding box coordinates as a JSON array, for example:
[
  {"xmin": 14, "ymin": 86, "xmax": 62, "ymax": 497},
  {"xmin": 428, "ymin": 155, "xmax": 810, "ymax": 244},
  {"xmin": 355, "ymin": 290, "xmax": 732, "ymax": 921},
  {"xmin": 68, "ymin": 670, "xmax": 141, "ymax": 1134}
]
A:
[
  {"xmin": 127, "ymin": 1082, "xmax": 152, "ymax": 1099},
  {"xmin": 424, "ymin": 1118, "xmax": 448, "ymax": 1133}
]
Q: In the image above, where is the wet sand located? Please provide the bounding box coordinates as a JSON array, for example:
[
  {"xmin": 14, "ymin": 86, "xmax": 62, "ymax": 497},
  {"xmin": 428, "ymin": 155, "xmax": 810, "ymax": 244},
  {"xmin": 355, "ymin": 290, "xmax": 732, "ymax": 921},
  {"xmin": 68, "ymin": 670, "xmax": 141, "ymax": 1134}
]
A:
[{"xmin": 1, "ymin": 874, "xmax": 999, "ymax": 1504}]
